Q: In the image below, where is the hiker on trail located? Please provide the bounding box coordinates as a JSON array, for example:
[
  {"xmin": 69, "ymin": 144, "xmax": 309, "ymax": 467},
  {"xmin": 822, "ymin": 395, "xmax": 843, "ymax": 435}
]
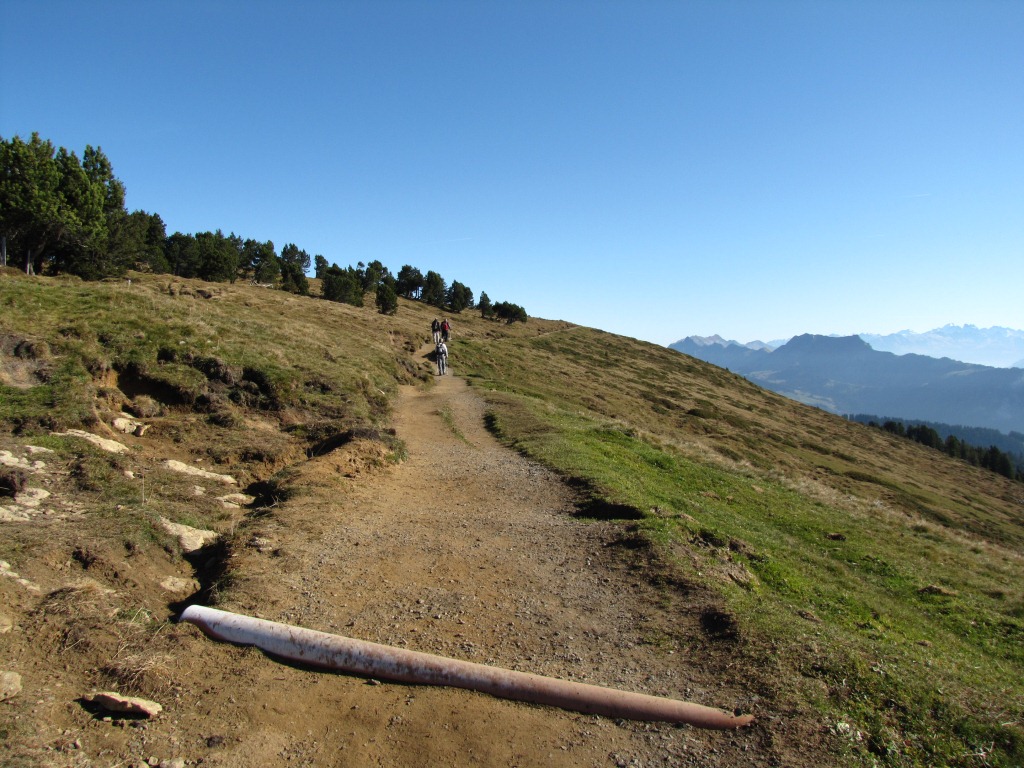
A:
[
  {"xmin": 436, "ymin": 340, "xmax": 448, "ymax": 376},
  {"xmin": 441, "ymin": 318, "xmax": 451, "ymax": 342},
  {"xmin": 431, "ymin": 318, "xmax": 441, "ymax": 344}
]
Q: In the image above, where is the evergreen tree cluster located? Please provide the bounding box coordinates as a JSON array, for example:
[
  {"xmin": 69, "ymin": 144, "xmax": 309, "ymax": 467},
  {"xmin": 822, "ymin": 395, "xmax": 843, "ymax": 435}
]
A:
[
  {"xmin": 380, "ymin": 264, "xmax": 525, "ymax": 323},
  {"xmin": 849, "ymin": 414, "xmax": 1024, "ymax": 481},
  {"xmin": 1, "ymin": 133, "xmax": 527, "ymax": 321},
  {"xmin": 319, "ymin": 259, "xmax": 397, "ymax": 315},
  {"xmin": 1, "ymin": 133, "xmax": 134, "ymax": 278},
  {"xmin": 488, "ymin": 300, "xmax": 528, "ymax": 324}
]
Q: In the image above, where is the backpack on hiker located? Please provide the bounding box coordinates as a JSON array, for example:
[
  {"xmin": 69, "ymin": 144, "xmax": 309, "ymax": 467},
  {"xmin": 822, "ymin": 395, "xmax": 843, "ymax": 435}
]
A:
[{"xmin": 435, "ymin": 342, "xmax": 448, "ymax": 375}]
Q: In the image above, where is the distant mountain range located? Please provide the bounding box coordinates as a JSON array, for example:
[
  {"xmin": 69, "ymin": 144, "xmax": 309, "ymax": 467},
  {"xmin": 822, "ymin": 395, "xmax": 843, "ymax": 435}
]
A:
[
  {"xmin": 745, "ymin": 325, "xmax": 1024, "ymax": 368},
  {"xmin": 860, "ymin": 325, "xmax": 1024, "ymax": 368},
  {"xmin": 669, "ymin": 333, "xmax": 1024, "ymax": 434}
]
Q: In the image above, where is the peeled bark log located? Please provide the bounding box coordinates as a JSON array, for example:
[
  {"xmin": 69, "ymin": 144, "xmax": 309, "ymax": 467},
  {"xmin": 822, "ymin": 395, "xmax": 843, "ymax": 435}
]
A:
[{"xmin": 180, "ymin": 605, "xmax": 754, "ymax": 729}]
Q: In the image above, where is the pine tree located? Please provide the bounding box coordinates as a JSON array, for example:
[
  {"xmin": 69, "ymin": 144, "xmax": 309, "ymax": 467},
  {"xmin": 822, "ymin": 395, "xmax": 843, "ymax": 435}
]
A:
[{"xmin": 376, "ymin": 281, "xmax": 398, "ymax": 314}]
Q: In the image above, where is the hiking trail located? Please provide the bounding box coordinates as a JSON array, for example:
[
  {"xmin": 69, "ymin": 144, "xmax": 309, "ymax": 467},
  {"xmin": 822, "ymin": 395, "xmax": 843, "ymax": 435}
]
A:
[{"xmin": 2, "ymin": 344, "xmax": 811, "ymax": 767}]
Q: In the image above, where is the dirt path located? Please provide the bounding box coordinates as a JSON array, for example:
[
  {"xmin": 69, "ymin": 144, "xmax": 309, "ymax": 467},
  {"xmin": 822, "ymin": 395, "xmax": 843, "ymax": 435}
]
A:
[
  {"xmin": 4, "ymin": 349, "xmax": 781, "ymax": 767},
  {"xmin": 181, "ymin": 348, "xmax": 769, "ymax": 767}
]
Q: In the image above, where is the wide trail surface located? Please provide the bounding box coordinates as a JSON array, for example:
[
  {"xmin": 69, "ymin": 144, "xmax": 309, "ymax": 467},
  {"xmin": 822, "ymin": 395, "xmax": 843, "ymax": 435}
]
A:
[{"xmin": 179, "ymin": 350, "xmax": 769, "ymax": 766}]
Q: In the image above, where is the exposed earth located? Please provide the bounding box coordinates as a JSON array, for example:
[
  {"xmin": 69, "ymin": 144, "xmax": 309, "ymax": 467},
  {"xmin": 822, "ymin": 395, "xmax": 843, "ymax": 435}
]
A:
[{"xmin": 1, "ymin": 344, "xmax": 833, "ymax": 767}]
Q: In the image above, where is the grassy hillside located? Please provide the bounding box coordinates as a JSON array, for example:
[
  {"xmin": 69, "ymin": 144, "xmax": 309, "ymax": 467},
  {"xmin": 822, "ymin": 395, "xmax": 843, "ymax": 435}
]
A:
[
  {"xmin": 456, "ymin": 327, "xmax": 1024, "ymax": 767},
  {"xmin": 1, "ymin": 269, "xmax": 1022, "ymax": 766}
]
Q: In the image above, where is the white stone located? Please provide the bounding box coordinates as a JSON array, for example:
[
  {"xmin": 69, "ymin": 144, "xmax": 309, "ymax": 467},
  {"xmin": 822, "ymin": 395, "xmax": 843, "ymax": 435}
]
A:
[
  {"xmin": 84, "ymin": 691, "xmax": 162, "ymax": 718},
  {"xmin": 218, "ymin": 492, "xmax": 254, "ymax": 508},
  {"xmin": 220, "ymin": 492, "xmax": 254, "ymax": 504},
  {"xmin": 0, "ymin": 450, "xmax": 31, "ymax": 469},
  {"xmin": 0, "ymin": 505, "xmax": 31, "ymax": 522},
  {"xmin": 0, "ymin": 671, "xmax": 22, "ymax": 701},
  {"xmin": 112, "ymin": 417, "xmax": 138, "ymax": 435},
  {"xmin": 160, "ymin": 576, "xmax": 200, "ymax": 595},
  {"xmin": 159, "ymin": 517, "xmax": 219, "ymax": 553},
  {"xmin": 58, "ymin": 430, "xmax": 129, "ymax": 454},
  {"xmin": 163, "ymin": 460, "xmax": 236, "ymax": 485},
  {"xmin": 0, "ymin": 563, "xmax": 38, "ymax": 591},
  {"xmin": 15, "ymin": 487, "xmax": 50, "ymax": 508}
]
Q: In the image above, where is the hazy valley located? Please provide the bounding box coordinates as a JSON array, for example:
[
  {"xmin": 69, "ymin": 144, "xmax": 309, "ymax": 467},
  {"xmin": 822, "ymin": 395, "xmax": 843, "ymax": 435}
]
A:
[{"xmin": 670, "ymin": 333, "xmax": 1024, "ymax": 435}]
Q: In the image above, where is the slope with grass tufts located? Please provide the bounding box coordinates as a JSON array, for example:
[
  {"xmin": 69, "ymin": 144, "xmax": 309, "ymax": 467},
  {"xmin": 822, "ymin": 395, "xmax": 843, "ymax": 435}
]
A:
[{"xmin": 0, "ymin": 268, "xmax": 1022, "ymax": 767}]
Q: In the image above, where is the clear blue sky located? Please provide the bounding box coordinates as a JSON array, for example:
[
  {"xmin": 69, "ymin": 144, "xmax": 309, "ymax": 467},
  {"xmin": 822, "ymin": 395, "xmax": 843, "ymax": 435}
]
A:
[{"xmin": 3, "ymin": 1, "xmax": 1022, "ymax": 345}]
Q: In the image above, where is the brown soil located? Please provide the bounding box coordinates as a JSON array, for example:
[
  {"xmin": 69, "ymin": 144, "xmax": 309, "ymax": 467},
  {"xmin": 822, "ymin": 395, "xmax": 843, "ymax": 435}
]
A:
[{"xmin": 1, "ymin": 345, "xmax": 831, "ymax": 767}]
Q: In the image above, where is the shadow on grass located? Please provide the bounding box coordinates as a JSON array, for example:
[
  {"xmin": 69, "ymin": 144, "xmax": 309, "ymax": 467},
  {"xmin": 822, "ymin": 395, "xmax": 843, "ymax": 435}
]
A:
[{"xmin": 564, "ymin": 477, "xmax": 645, "ymax": 521}]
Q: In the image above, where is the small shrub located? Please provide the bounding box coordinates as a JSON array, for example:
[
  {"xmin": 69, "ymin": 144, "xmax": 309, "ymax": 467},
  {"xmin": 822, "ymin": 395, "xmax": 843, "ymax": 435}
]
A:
[
  {"xmin": 0, "ymin": 466, "xmax": 29, "ymax": 497},
  {"xmin": 14, "ymin": 339, "xmax": 50, "ymax": 360},
  {"xmin": 128, "ymin": 395, "xmax": 162, "ymax": 418}
]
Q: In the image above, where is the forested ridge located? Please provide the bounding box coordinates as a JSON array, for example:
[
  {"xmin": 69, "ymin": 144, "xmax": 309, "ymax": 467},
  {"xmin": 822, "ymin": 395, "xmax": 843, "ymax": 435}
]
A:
[
  {"xmin": 0, "ymin": 132, "xmax": 526, "ymax": 322},
  {"xmin": 848, "ymin": 414, "xmax": 1024, "ymax": 480}
]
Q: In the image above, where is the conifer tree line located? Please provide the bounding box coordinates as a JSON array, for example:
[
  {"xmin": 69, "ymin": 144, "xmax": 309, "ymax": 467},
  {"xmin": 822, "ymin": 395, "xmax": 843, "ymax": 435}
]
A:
[
  {"xmin": 849, "ymin": 414, "xmax": 1024, "ymax": 481},
  {"xmin": 1, "ymin": 133, "xmax": 527, "ymax": 321}
]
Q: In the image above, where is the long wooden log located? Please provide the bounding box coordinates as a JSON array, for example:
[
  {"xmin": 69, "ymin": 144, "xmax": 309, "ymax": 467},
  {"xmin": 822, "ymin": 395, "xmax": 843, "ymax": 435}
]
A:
[{"xmin": 180, "ymin": 605, "xmax": 754, "ymax": 729}]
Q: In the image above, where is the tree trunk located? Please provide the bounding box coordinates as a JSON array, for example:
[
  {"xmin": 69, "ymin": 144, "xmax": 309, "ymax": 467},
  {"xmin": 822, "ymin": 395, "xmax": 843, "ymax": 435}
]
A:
[{"xmin": 1, "ymin": 236, "xmax": 6, "ymax": 268}]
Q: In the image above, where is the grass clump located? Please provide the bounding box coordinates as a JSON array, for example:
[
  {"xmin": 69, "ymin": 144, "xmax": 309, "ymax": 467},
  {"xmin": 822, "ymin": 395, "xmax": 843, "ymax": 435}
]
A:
[
  {"xmin": 0, "ymin": 357, "xmax": 96, "ymax": 433},
  {"xmin": 438, "ymin": 403, "xmax": 470, "ymax": 444}
]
